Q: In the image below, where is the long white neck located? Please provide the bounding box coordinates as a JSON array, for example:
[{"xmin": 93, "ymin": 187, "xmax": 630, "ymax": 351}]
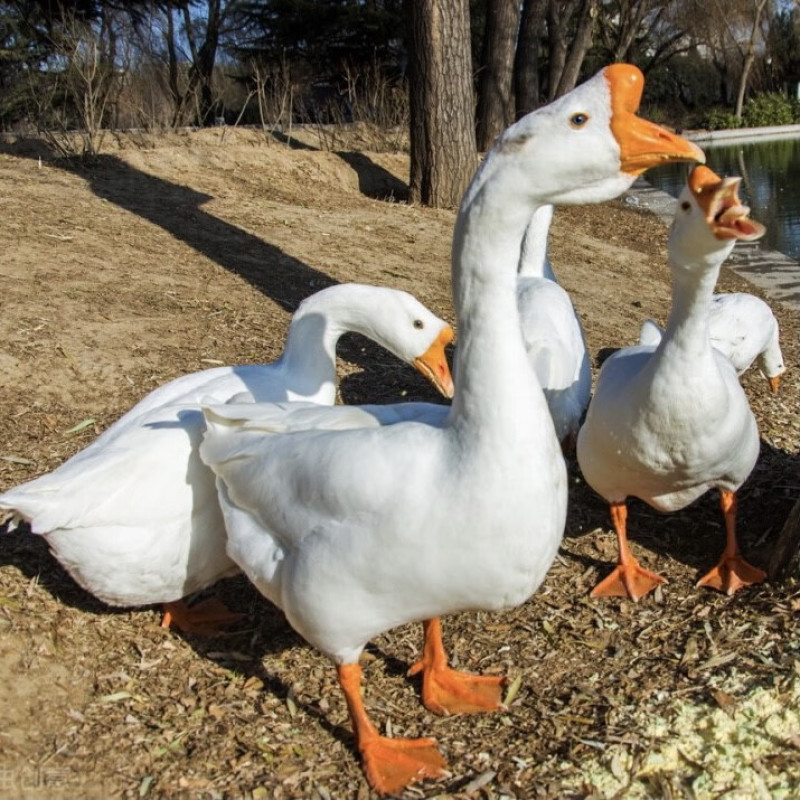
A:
[
  {"xmin": 659, "ymin": 254, "xmax": 725, "ymax": 363},
  {"xmin": 450, "ymin": 164, "xmax": 548, "ymax": 432},
  {"xmin": 279, "ymin": 286, "xmax": 373, "ymax": 402},
  {"xmin": 518, "ymin": 205, "xmax": 556, "ymax": 280}
]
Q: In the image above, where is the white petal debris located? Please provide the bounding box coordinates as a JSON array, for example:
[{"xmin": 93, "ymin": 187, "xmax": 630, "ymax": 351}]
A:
[{"xmin": 560, "ymin": 674, "xmax": 800, "ymax": 799}]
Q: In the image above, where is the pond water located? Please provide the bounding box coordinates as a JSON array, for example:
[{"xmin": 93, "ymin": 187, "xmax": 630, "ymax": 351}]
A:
[{"xmin": 645, "ymin": 135, "xmax": 800, "ymax": 262}]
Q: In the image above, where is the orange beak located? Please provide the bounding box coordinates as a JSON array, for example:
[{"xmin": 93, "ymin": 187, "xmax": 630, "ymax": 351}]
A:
[
  {"xmin": 605, "ymin": 63, "xmax": 705, "ymax": 175},
  {"xmin": 689, "ymin": 165, "xmax": 766, "ymax": 241},
  {"xmin": 768, "ymin": 374, "xmax": 782, "ymax": 394},
  {"xmin": 414, "ymin": 325, "xmax": 455, "ymax": 399}
]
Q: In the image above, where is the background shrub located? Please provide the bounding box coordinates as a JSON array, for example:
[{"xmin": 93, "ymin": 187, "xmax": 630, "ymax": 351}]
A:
[
  {"xmin": 741, "ymin": 92, "xmax": 797, "ymax": 126},
  {"xmin": 702, "ymin": 108, "xmax": 743, "ymax": 131}
]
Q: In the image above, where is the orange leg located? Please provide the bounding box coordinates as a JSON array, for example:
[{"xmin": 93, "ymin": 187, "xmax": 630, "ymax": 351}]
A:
[
  {"xmin": 338, "ymin": 663, "xmax": 447, "ymax": 796},
  {"xmin": 591, "ymin": 501, "xmax": 667, "ymax": 602},
  {"xmin": 696, "ymin": 490, "xmax": 766, "ymax": 595},
  {"xmin": 160, "ymin": 597, "xmax": 244, "ymax": 636},
  {"xmin": 407, "ymin": 617, "xmax": 506, "ymax": 716}
]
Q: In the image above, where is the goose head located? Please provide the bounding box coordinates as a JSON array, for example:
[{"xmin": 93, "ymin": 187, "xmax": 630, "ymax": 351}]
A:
[
  {"xmin": 288, "ymin": 284, "xmax": 455, "ymax": 400},
  {"xmin": 759, "ymin": 330, "xmax": 786, "ymax": 394},
  {"xmin": 411, "ymin": 321, "xmax": 455, "ymax": 399},
  {"xmin": 668, "ymin": 165, "xmax": 766, "ymax": 273},
  {"xmin": 355, "ymin": 288, "xmax": 456, "ymax": 399},
  {"xmin": 765, "ymin": 365, "xmax": 785, "ymax": 395},
  {"xmin": 464, "ymin": 63, "xmax": 705, "ymax": 214}
]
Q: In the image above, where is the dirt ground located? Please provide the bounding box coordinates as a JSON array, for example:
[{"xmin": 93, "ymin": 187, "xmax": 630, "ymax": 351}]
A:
[{"xmin": 0, "ymin": 126, "xmax": 798, "ymax": 800}]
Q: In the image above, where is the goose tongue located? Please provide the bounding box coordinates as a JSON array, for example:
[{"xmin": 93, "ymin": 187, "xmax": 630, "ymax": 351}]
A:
[{"xmin": 689, "ymin": 165, "xmax": 766, "ymax": 242}]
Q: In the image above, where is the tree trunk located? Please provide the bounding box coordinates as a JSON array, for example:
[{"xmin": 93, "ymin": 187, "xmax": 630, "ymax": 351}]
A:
[
  {"xmin": 553, "ymin": 0, "xmax": 598, "ymax": 98},
  {"xmin": 164, "ymin": 1, "xmax": 184, "ymax": 126},
  {"xmin": 514, "ymin": 0, "xmax": 548, "ymax": 118},
  {"xmin": 476, "ymin": 0, "xmax": 521, "ymax": 151},
  {"xmin": 407, "ymin": 0, "xmax": 477, "ymax": 208},
  {"xmin": 174, "ymin": 0, "xmax": 224, "ymax": 126},
  {"xmin": 734, "ymin": 48, "xmax": 756, "ymax": 118},
  {"xmin": 734, "ymin": 0, "xmax": 770, "ymax": 119},
  {"xmin": 196, "ymin": 0, "xmax": 221, "ymax": 125},
  {"xmin": 598, "ymin": 0, "xmax": 661, "ymax": 63},
  {"xmin": 709, "ymin": 0, "xmax": 768, "ymax": 119},
  {"xmin": 546, "ymin": 0, "xmax": 568, "ymax": 101}
]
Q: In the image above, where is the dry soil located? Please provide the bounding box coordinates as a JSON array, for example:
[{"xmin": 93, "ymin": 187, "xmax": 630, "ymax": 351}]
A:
[{"xmin": 0, "ymin": 126, "xmax": 798, "ymax": 800}]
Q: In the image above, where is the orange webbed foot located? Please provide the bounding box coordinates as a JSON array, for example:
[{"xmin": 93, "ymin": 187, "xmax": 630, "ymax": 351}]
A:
[
  {"xmin": 409, "ymin": 617, "xmax": 507, "ymax": 716},
  {"xmin": 160, "ymin": 598, "xmax": 245, "ymax": 636},
  {"xmin": 697, "ymin": 554, "xmax": 766, "ymax": 595},
  {"xmin": 360, "ymin": 733, "xmax": 448, "ymax": 796},
  {"xmin": 338, "ymin": 661, "xmax": 448, "ymax": 795},
  {"xmin": 591, "ymin": 561, "xmax": 667, "ymax": 602},
  {"xmin": 408, "ymin": 659, "xmax": 507, "ymax": 716}
]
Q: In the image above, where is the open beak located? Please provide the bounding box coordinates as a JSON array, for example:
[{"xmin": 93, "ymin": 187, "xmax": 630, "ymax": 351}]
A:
[
  {"xmin": 689, "ymin": 165, "xmax": 766, "ymax": 241},
  {"xmin": 414, "ymin": 325, "xmax": 455, "ymax": 399},
  {"xmin": 768, "ymin": 374, "xmax": 782, "ymax": 394},
  {"xmin": 605, "ymin": 63, "xmax": 706, "ymax": 175}
]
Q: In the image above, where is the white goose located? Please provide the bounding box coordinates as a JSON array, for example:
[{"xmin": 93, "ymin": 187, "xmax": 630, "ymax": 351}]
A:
[
  {"xmin": 577, "ymin": 166, "xmax": 766, "ymax": 602},
  {"xmin": 516, "ymin": 204, "xmax": 592, "ymax": 450},
  {"xmin": 639, "ymin": 292, "xmax": 785, "ymax": 392},
  {"xmin": 0, "ymin": 283, "xmax": 455, "ymax": 632},
  {"xmin": 199, "ymin": 64, "xmax": 703, "ymax": 795}
]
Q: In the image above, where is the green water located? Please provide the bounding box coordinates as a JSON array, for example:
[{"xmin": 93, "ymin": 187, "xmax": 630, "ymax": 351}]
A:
[{"xmin": 645, "ymin": 136, "xmax": 800, "ymax": 262}]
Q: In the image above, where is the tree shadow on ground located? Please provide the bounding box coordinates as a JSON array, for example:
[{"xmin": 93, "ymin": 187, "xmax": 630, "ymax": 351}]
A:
[
  {"xmin": 0, "ymin": 137, "xmax": 443, "ymax": 404},
  {"xmin": 269, "ymin": 130, "xmax": 409, "ymax": 201},
  {"xmin": 0, "ymin": 137, "xmax": 334, "ymax": 312},
  {"xmin": 0, "ymin": 136, "xmax": 448, "ymax": 680},
  {"xmin": 336, "ymin": 151, "xmax": 408, "ymax": 202}
]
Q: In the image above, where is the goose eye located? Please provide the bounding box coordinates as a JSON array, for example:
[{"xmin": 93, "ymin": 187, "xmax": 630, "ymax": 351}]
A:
[
  {"xmin": 570, "ymin": 112, "xmax": 589, "ymax": 128},
  {"xmin": 413, "ymin": 319, "xmax": 424, "ymax": 330},
  {"xmin": 681, "ymin": 201, "xmax": 691, "ymax": 211}
]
